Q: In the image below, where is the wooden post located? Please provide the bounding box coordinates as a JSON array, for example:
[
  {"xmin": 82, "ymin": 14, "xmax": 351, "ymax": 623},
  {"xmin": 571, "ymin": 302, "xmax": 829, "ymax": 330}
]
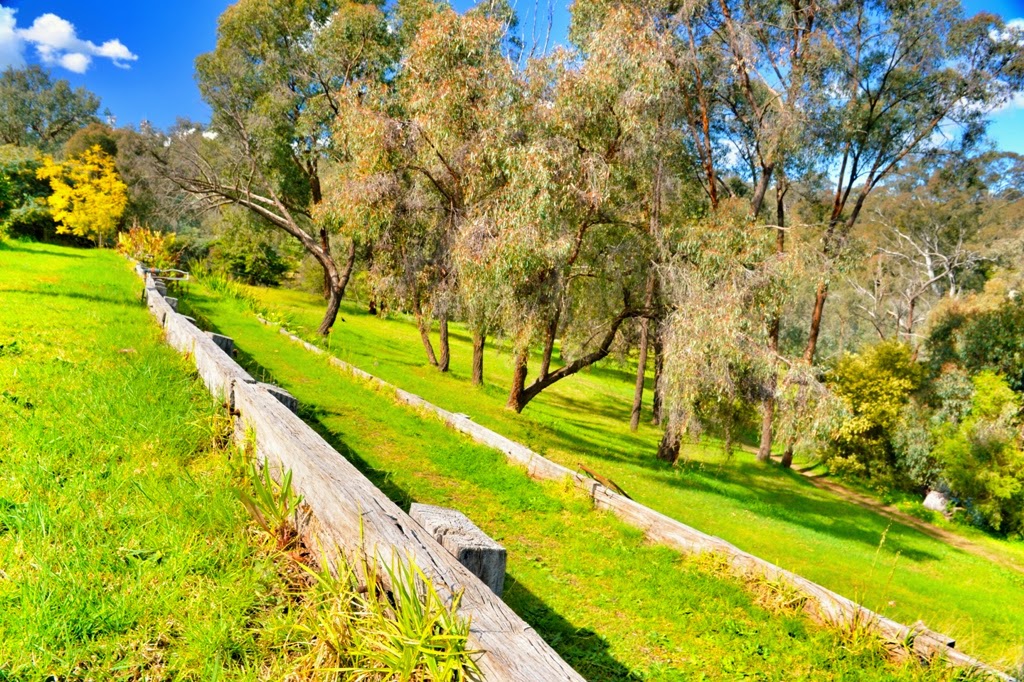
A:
[{"xmin": 410, "ymin": 503, "xmax": 507, "ymax": 597}]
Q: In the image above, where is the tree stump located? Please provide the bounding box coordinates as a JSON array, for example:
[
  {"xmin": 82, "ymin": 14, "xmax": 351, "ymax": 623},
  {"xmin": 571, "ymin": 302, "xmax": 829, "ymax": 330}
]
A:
[{"xmin": 410, "ymin": 503, "xmax": 506, "ymax": 596}]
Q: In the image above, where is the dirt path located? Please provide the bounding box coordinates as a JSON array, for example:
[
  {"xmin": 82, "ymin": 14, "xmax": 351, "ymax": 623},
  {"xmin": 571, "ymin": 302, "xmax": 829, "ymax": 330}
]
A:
[{"xmin": 772, "ymin": 455, "xmax": 1024, "ymax": 576}]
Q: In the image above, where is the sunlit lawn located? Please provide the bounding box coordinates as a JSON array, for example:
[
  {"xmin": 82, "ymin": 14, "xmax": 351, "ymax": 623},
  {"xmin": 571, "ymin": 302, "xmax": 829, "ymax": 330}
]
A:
[
  {"xmin": 174, "ymin": 275, "xmax": 986, "ymax": 682},
  {"xmin": 232, "ymin": 282, "xmax": 1024, "ymax": 669},
  {"xmin": 0, "ymin": 241, "xmax": 300, "ymax": 679}
]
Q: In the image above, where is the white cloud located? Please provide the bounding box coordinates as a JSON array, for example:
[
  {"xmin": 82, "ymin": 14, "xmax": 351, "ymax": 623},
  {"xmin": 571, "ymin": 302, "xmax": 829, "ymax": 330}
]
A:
[
  {"xmin": 0, "ymin": 6, "xmax": 24, "ymax": 69},
  {"xmin": 992, "ymin": 91, "xmax": 1024, "ymax": 115},
  {"xmin": 58, "ymin": 52, "xmax": 90, "ymax": 74},
  {"xmin": 0, "ymin": 6, "xmax": 137, "ymax": 73}
]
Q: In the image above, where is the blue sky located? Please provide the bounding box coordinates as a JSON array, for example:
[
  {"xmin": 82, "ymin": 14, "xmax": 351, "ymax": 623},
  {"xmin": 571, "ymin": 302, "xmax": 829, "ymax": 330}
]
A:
[{"xmin": 0, "ymin": 0, "xmax": 1022, "ymax": 153}]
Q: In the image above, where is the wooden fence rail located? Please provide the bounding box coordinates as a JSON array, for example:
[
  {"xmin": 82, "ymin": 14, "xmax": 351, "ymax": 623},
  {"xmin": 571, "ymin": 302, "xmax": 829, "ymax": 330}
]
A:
[
  {"xmin": 272, "ymin": 324, "xmax": 1016, "ymax": 682},
  {"xmin": 138, "ymin": 272, "xmax": 585, "ymax": 682}
]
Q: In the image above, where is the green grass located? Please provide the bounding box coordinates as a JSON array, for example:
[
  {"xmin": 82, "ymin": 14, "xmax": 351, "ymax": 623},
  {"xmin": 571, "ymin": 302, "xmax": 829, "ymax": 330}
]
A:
[
  {"xmin": 0, "ymin": 241, "xmax": 302, "ymax": 679},
  {"xmin": 228, "ymin": 283, "xmax": 1024, "ymax": 671},
  {"xmin": 176, "ymin": 276, "xmax": 993, "ymax": 681}
]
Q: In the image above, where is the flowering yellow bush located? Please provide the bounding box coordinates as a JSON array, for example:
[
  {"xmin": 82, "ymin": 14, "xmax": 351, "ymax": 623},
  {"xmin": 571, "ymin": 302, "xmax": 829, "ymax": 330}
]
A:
[{"xmin": 36, "ymin": 145, "xmax": 127, "ymax": 247}]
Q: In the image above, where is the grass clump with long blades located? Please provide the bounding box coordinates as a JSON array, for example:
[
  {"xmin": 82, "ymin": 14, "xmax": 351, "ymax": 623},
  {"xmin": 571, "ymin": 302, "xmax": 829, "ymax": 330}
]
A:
[{"xmin": 232, "ymin": 455, "xmax": 479, "ymax": 682}]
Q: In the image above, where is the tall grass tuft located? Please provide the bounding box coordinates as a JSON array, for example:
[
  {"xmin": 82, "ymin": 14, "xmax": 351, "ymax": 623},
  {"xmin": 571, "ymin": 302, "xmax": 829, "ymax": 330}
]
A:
[
  {"xmin": 233, "ymin": 459, "xmax": 478, "ymax": 681},
  {"xmin": 294, "ymin": 550, "xmax": 479, "ymax": 682}
]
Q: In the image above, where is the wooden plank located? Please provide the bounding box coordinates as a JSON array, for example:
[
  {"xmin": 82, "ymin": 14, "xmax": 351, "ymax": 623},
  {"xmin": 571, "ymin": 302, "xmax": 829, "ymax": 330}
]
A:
[
  {"xmin": 140, "ymin": 280, "xmax": 584, "ymax": 682},
  {"xmin": 410, "ymin": 503, "xmax": 507, "ymax": 597},
  {"xmin": 274, "ymin": 327, "xmax": 1014, "ymax": 681},
  {"xmin": 231, "ymin": 382, "xmax": 585, "ymax": 682}
]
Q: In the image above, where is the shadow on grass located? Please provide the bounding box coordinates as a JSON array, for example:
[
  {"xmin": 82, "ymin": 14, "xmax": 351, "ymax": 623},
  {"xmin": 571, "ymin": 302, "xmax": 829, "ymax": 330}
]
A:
[
  {"xmin": 503, "ymin": 573, "xmax": 641, "ymax": 682},
  {"xmin": 0, "ymin": 288, "xmax": 136, "ymax": 308},
  {"xmin": 180, "ymin": 297, "xmax": 641, "ymax": 681},
  {"xmin": 0, "ymin": 241, "xmax": 88, "ymax": 257}
]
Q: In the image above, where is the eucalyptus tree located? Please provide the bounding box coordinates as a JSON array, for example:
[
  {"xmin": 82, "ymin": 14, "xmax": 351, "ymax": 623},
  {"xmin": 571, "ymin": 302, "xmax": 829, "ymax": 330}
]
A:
[
  {"xmin": 0, "ymin": 66, "xmax": 100, "ymax": 152},
  {"xmin": 317, "ymin": 1, "xmax": 526, "ymax": 374},
  {"xmin": 167, "ymin": 0, "xmax": 393, "ymax": 335},
  {"xmin": 798, "ymin": 2, "xmax": 1024, "ymax": 365},
  {"xmin": 472, "ymin": 4, "xmax": 688, "ymax": 413}
]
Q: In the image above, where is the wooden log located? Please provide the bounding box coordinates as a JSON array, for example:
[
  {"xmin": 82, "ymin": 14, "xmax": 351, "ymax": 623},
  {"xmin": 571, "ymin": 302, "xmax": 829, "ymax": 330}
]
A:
[
  {"xmin": 137, "ymin": 275, "xmax": 583, "ymax": 681},
  {"xmin": 231, "ymin": 382, "xmax": 585, "ymax": 682},
  {"xmin": 205, "ymin": 332, "xmax": 234, "ymax": 355},
  {"xmin": 274, "ymin": 327, "xmax": 1015, "ymax": 682},
  {"xmin": 258, "ymin": 383, "xmax": 298, "ymax": 413},
  {"xmin": 410, "ymin": 503, "xmax": 507, "ymax": 597}
]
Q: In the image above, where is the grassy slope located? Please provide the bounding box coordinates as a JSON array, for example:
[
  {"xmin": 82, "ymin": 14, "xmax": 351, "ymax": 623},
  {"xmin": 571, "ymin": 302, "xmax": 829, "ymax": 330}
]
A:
[
  {"xmin": 0, "ymin": 242, "xmax": 297, "ymax": 679},
  {"xmin": 183, "ymin": 281, "xmax": 979, "ymax": 682},
  {"xmin": 243, "ymin": 285, "xmax": 1024, "ymax": 669}
]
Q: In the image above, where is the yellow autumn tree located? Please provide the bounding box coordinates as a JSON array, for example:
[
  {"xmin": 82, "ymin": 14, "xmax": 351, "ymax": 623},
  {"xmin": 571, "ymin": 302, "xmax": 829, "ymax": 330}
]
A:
[{"xmin": 36, "ymin": 145, "xmax": 127, "ymax": 247}]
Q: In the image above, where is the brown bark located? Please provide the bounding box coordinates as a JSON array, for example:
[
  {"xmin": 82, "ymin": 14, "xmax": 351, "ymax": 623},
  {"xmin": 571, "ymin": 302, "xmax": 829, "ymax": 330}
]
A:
[
  {"xmin": 757, "ymin": 176, "xmax": 787, "ymax": 462},
  {"xmin": 506, "ymin": 347, "xmax": 529, "ymax": 411},
  {"xmin": 657, "ymin": 419, "xmax": 681, "ymax": 464},
  {"xmin": 630, "ymin": 276, "xmax": 657, "ymax": 432},
  {"xmin": 780, "ymin": 442, "xmax": 794, "ymax": 469},
  {"xmin": 413, "ymin": 296, "xmax": 438, "ymax": 367},
  {"xmin": 538, "ymin": 307, "xmax": 560, "ymax": 381},
  {"xmin": 320, "ymin": 228, "xmax": 331, "ymax": 299},
  {"xmin": 472, "ymin": 330, "xmax": 485, "ymax": 386},
  {"xmin": 511, "ymin": 307, "xmax": 646, "ymax": 413},
  {"xmin": 438, "ymin": 314, "xmax": 450, "ymax": 373},
  {"xmin": 804, "ymin": 280, "xmax": 828, "ymax": 364},
  {"xmin": 651, "ymin": 331, "xmax": 664, "ymax": 426}
]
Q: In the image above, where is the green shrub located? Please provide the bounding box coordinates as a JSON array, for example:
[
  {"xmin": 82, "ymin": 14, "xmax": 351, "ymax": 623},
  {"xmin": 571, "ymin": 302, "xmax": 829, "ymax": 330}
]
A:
[
  {"xmin": 933, "ymin": 370, "xmax": 1024, "ymax": 535},
  {"xmin": 827, "ymin": 341, "xmax": 924, "ymax": 481},
  {"xmin": 207, "ymin": 208, "xmax": 292, "ymax": 285},
  {"xmin": 926, "ymin": 296, "xmax": 1024, "ymax": 393}
]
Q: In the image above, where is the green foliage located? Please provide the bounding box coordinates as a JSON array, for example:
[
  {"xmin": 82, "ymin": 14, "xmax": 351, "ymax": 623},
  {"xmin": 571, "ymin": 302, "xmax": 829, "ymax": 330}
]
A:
[
  {"xmin": 209, "ymin": 219, "xmax": 291, "ymax": 286},
  {"xmin": 297, "ymin": 552, "xmax": 478, "ymax": 681},
  {"xmin": 0, "ymin": 147, "xmax": 54, "ymax": 240},
  {"xmin": 927, "ymin": 296, "xmax": 1024, "ymax": 394},
  {"xmin": 0, "ymin": 65, "xmax": 100, "ymax": 151},
  {"xmin": 933, "ymin": 371, "xmax": 1024, "ymax": 535},
  {"xmin": 62, "ymin": 122, "xmax": 118, "ymax": 160},
  {"xmin": 235, "ymin": 461, "xmax": 304, "ymax": 551},
  {"xmin": 828, "ymin": 341, "xmax": 924, "ymax": 480}
]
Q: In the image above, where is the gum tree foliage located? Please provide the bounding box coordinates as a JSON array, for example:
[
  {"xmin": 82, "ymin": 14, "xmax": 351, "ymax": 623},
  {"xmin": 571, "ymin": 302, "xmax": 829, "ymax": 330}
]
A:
[
  {"xmin": 476, "ymin": 4, "xmax": 679, "ymax": 413},
  {"xmin": 0, "ymin": 66, "xmax": 100, "ymax": 151},
  {"xmin": 36, "ymin": 146, "xmax": 128, "ymax": 247},
  {"xmin": 933, "ymin": 371, "xmax": 1024, "ymax": 535},
  {"xmin": 166, "ymin": 0, "xmax": 394, "ymax": 335},
  {"xmin": 320, "ymin": 2, "xmax": 525, "ymax": 376},
  {"xmin": 797, "ymin": 1, "xmax": 1024, "ymax": 366}
]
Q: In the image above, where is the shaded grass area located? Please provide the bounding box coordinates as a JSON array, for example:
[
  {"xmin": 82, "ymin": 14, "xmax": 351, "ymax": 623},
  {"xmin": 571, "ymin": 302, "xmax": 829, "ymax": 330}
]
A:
[
  {"xmin": 182, "ymin": 281, "xmax": 980, "ymax": 681},
  {"xmin": 0, "ymin": 242, "xmax": 298, "ymax": 679},
  {"xmin": 240, "ymin": 285, "xmax": 1024, "ymax": 669}
]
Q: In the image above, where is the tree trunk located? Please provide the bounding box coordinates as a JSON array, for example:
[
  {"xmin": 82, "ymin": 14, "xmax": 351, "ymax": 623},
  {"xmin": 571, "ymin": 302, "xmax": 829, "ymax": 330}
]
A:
[
  {"xmin": 414, "ymin": 296, "xmax": 438, "ymax": 367},
  {"xmin": 780, "ymin": 442, "xmax": 794, "ymax": 469},
  {"xmin": 651, "ymin": 329, "xmax": 664, "ymax": 425},
  {"xmin": 657, "ymin": 417, "xmax": 681, "ymax": 464},
  {"xmin": 320, "ymin": 228, "xmax": 331, "ymax": 300},
  {"xmin": 438, "ymin": 314, "xmax": 450, "ymax": 373},
  {"xmin": 515, "ymin": 307, "xmax": 642, "ymax": 413},
  {"xmin": 804, "ymin": 280, "xmax": 828, "ymax": 364},
  {"xmin": 506, "ymin": 348, "xmax": 529, "ymax": 412},
  {"xmin": 314, "ymin": 238, "xmax": 357, "ymax": 336},
  {"xmin": 630, "ymin": 276, "xmax": 657, "ymax": 432},
  {"xmin": 472, "ymin": 330, "xmax": 485, "ymax": 386},
  {"xmin": 317, "ymin": 273, "xmax": 343, "ymax": 336},
  {"xmin": 757, "ymin": 175, "xmax": 787, "ymax": 462},
  {"xmin": 539, "ymin": 307, "xmax": 560, "ymax": 381}
]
